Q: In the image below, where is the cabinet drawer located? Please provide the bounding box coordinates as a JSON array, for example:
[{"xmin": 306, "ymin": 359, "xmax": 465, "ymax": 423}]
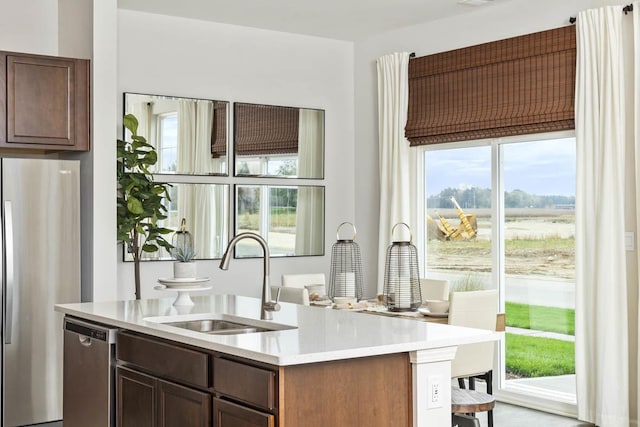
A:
[
  {"xmin": 213, "ymin": 357, "xmax": 276, "ymax": 411},
  {"xmin": 213, "ymin": 398, "xmax": 274, "ymax": 427},
  {"xmin": 117, "ymin": 331, "xmax": 210, "ymax": 388}
]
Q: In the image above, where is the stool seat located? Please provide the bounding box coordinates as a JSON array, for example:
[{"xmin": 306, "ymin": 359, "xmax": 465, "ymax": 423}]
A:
[{"xmin": 451, "ymin": 388, "xmax": 496, "ymax": 414}]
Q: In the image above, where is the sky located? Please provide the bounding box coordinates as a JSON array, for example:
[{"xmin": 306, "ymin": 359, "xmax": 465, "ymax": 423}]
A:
[{"xmin": 425, "ymin": 137, "xmax": 576, "ymax": 197}]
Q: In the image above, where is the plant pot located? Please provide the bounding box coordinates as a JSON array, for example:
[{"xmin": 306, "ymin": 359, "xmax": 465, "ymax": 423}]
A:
[{"xmin": 173, "ymin": 261, "xmax": 197, "ymax": 279}]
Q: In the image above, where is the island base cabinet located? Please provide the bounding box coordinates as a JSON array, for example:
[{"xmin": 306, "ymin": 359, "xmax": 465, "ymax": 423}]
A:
[
  {"xmin": 214, "ymin": 398, "xmax": 275, "ymax": 427},
  {"xmin": 158, "ymin": 379, "xmax": 212, "ymax": 427},
  {"xmin": 116, "ymin": 366, "xmax": 212, "ymax": 427},
  {"xmin": 117, "ymin": 367, "xmax": 156, "ymax": 427},
  {"xmin": 279, "ymin": 353, "xmax": 412, "ymax": 427}
]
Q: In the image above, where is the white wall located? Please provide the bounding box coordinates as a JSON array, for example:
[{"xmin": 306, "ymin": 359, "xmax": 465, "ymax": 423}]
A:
[
  {"xmin": 0, "ymin": 0, "xmax": 58, "ymax": 55},
  {"xmin": 116, "ymin": 10, "xmax": 355, "ymax": 300}
]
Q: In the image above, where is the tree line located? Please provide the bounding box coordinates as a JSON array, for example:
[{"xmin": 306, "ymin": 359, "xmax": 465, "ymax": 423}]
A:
[{"xmin": 427, "ymin": 187, "xmax": 575, "ymax": 209}]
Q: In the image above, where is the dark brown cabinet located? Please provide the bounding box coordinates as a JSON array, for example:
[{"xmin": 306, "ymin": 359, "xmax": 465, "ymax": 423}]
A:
[
  {"xmin": 117, "ymin": 365, "xmax": 211, "ymax": 427},
  {"xmin": 0, "ymin": 51, "xmax": 90, "ymax": 151},
  {"xmin": 213, "ymin": 398, "xmax": 274, "ymax": 427},
  {"xmin": 158, "ymin": 379, "xmax": 211, "ymax": 427},
  {"xmin": 114, "ymin": 331, "xmax": 411, "ymax": 427},
  {"xmin": 115, "ymin": 331, "xmax": 274, "ymax": 427},
  {"xmin": 117, "ymin": 367, "xmax": 156, "ymax": 427}
]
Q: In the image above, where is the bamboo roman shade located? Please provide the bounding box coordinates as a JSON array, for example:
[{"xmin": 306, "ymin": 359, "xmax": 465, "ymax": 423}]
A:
[
  {"xmin": 211, "ymin": 101, "xmax": 228, "ymax": 158},
  {"xmin": 405, "ymin": 25, "xmax": 576, "ymax": 146},
  {"xmin": 234, "ymin": 103, "xmax": 299, "ymax": 156}
]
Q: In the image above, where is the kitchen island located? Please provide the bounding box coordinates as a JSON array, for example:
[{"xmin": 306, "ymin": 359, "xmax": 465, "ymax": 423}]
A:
[{"xmin": 56, "ymin": 294, "xmax": 498, "ymax": 427}]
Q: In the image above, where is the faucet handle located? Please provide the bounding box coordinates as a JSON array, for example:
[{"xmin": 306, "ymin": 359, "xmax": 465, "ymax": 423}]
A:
[
  {"xmin": 265, "ymin": 288, "xmax": 281, "ymax": 313},
  {"xmin": 265, "ymin": 301, "xmax": 281, "ymax": 312}
]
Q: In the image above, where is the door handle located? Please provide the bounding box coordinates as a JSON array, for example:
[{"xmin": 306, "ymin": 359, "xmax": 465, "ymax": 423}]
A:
[{"xmin": 4, "ymin": 201, "xmax": 15, "ymax": 345}]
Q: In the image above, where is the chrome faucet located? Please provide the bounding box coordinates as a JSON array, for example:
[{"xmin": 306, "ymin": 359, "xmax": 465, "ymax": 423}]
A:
[{"xmin": 219, "ymin": 232, "xmax": 281, "ymax": 320}]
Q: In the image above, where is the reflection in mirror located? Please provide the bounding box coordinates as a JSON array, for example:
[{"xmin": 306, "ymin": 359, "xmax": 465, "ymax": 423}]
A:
[
  {"xmin": 125, "ymin": 183, "xmax": 229, "ymax": 261},
  {"xmin": 235, "ymin": 185, "xmax": 324, "ymax": 257},
  {"xmin": 124, "ymin": 93, "xmax": 229, "ymax": 175},
  {"xmin": 234, "ymin": 103, "xmax": 324, "ymax": 179}
]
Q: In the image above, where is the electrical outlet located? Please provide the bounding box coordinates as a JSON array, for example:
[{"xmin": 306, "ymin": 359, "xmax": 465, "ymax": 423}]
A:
[{"xmin": 427, "ymin": 375, "xmax": 442, "ymax": 408}]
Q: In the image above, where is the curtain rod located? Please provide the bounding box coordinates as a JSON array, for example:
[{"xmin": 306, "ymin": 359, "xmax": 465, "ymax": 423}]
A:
[{"xmin": 569, "ymin": 4, "xmax": 633, "ymax": 24}]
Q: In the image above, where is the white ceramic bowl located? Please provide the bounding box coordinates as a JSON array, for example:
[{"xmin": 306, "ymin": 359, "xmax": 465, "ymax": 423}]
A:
[
  {"xmin": 333, "ymin": 296, "xmax": 358, "ymax": 305},
  {"xmin": 424, "ymin": 299, "xmax": 450, "ymax": 314}
]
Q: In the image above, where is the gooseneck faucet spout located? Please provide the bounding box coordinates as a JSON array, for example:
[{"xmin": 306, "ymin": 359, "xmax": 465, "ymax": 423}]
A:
[{"xmin": 219, "ymin": 232, "xmax": 280, "ymax": 320}]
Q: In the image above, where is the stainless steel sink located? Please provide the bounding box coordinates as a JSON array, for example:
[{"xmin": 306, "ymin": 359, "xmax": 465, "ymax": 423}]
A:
[
  {"xmin": 164, "ymin": 319, "xmax": 270, "ymax": 335},
  {"xmin": 143, "ymin": 314, "xmax": 297, "ymax": 335}
]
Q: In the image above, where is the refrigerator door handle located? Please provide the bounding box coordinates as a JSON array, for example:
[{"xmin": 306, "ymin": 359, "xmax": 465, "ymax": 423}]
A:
[{"xmin": 4, "ymin": 200, "xmax": 14, "ymax": 345}]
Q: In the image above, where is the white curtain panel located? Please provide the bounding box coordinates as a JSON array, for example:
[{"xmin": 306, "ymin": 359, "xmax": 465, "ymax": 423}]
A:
[
  {"xmin": 575, "ymin": 7, "xmax": 629, "ymax": 426},
  {"xmin": 298, "ymin": 108, "xmax": 324, "ymax": 178},
  {"xmin": 295, "ymin": 109, "xmax": 324, "ymax": 255},
  {"xmin": 294, "ymin": 187, "xmax": 324, "ymax": 255},
  {"xmin": 124, "ymin": 100, "xmax": 151, "ymax": 144},
  {"xmin": 176, "ymin": 99, "xmax": 222, "ymax": 258},
  {"xmin": 376, "ymin": 52, "xmax": 415, "ymax": 294},
  {"xmin": 633, "ymin": 2, "xmax": 640, "ymax": 420}
]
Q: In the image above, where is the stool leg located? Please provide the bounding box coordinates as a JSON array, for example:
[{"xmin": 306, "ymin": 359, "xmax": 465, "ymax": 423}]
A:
[
  {"xmin": 486, "ymin": 370, "xmax": 493, "ymax": 395},
  {"xmin": 488, "ymin": 409, "xmax": 493, "ymax": 427}
]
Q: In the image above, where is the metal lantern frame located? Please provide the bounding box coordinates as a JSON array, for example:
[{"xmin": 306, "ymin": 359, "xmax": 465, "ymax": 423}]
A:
[
  {"xmin": 171, "ymin": 218, "xmax": 194, "ymax": 261},
  {"xmin": 383, "ymin": 223, "xmax": 422, "ymax": 312},
  {"xmin": 328, "ymin": 222, "xmax": 364, "ymax": 301}
]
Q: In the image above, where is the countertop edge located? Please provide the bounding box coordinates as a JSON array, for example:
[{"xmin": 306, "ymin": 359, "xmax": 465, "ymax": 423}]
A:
[{"xmin": 55, "ymin": 298, "xmax": 500, "ymax": 366}]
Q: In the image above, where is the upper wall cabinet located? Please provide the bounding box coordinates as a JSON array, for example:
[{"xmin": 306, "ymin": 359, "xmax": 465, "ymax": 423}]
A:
[
  {"xmin": 124, "ymin": 93, "xmax": 229, "ymax": 176},
  {"xmin": 234, "ymin": 103, "xmax": 324, "ymax": 179},
  {"xmin": 0, "ymin": 51, "xmax": 90, "ymax": 151}
]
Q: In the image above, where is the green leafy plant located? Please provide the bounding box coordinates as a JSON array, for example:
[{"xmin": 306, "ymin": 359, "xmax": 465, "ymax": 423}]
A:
[
  {"xmin": 117, "ymin": 114, "xmax": 173, "ymax": 299},
  {"xmin": 172, "ymin": 245, "xmax": 196, "ymax": 262}
]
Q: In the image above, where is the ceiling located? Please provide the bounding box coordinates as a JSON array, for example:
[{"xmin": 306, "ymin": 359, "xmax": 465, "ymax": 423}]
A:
[{"xmin": 118, "ymin": 0, "xmax": 508, "ymax": 41}]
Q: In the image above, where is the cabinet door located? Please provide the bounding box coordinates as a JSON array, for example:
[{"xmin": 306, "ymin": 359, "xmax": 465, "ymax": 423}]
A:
[
  {"xmin": 213, "ymin": 398, "xmax": 274, "ymax": 427},
  {"xmin": 158, "ymin": 379, "xmax": 212, "ymax": 427},
  {"xmin": 116, "ymin": 366, "xmax": 156, "ymax": 427},
  {"xmin": 0, "ymin": 51, "xmax": 89, "ymax": 150}
]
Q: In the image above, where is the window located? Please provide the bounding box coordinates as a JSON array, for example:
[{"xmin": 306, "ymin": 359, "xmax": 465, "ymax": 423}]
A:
[
  {"xmin": 235, "ymin": 184, "xmax": 325, "ymax": 258},
  {"xmin": 236, "ymin": 155, "xmax": 298, "ymax": 176},
  {"xmin": 419, "ymin": 132, "xmax": 576, "ymax": 413},
  {"xmin": 157, "ymin": 112, "xmax": 178, "ymax": 172}
]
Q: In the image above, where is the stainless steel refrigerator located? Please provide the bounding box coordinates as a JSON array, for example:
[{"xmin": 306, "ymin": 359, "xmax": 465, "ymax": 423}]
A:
[{"xmin": 1, "ymin": 158, "xmax": 80, "ymax": 426}]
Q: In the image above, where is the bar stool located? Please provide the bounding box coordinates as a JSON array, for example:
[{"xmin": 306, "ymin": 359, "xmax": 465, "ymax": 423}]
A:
[{"xmin": 451, "ymin": 388, "xmax": 495, "ymax": 427}]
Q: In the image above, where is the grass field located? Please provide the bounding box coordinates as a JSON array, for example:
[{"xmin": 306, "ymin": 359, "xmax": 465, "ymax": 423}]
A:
[
  {"xmin": 506, "ymin": 333, "xmax": 575, "ymax": 377},
  {"xmin": 505, "ymin": 302, "xmax": 575, "ymax": 378},
  {"xmin": 237, "ymin": 210, "xmax": 297, "ymax": 231},
  {"xmin": 506, "ymin": 302, "xmax": 574, "ymax": 335}
]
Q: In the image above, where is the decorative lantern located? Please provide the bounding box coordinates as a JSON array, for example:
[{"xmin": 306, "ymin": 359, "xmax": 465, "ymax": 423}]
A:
[
  {"xmin": 171, "ymin": 218, "xmax": 194, "ymax": 261},
  {"xmin": 383, "ymin": 223, "xmax": 422, "ymax": 312},
  {"xmin": 171, "ymin": 218, "xmax": 196, "ymax": 279},
  {"xmin": 328, "ymin": 222, "xmax": 364, "ymax": 301}
]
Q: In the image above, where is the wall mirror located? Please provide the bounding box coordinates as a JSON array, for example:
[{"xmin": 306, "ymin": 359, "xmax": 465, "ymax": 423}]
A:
[
  {"xmin": 124, "ymin": 93, "xmax": 229, "ymax": 176},
  {"xmin": 124, "ymin": 183, "xmax": 229, "ymax": 261},
  {"xmin": 234, "ymin": 103, "xmax": 325, "ymax": 179},
  {"xmin": 235, "ymin": 184, "xmax": 325, "ymax": 258}
]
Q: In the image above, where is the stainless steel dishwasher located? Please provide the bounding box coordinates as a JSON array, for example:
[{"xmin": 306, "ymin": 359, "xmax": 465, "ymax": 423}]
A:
[{"xmin": 63, "ymin": 317, "xmax": 118, "ymax": 427}]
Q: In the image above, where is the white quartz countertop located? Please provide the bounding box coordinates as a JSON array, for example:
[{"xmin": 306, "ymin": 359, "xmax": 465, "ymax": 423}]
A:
[{"xmin": 55, "ymin": 294, "xmax": 498, "ymax": 366}]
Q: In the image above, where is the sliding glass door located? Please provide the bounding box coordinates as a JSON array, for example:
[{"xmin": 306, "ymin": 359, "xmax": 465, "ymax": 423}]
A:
[{"xmin": 420, "ymin": 132, "xmax": 576, "ymax": 414}]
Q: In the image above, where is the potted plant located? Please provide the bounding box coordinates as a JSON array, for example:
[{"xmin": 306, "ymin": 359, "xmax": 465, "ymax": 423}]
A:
[
  {"xmin": 117, "ymin": 114, "xmax": 174, "ymax": 299},
  {"xmin": 171, "ymin": 218, "xmax": 197, "ymax": 279}
]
